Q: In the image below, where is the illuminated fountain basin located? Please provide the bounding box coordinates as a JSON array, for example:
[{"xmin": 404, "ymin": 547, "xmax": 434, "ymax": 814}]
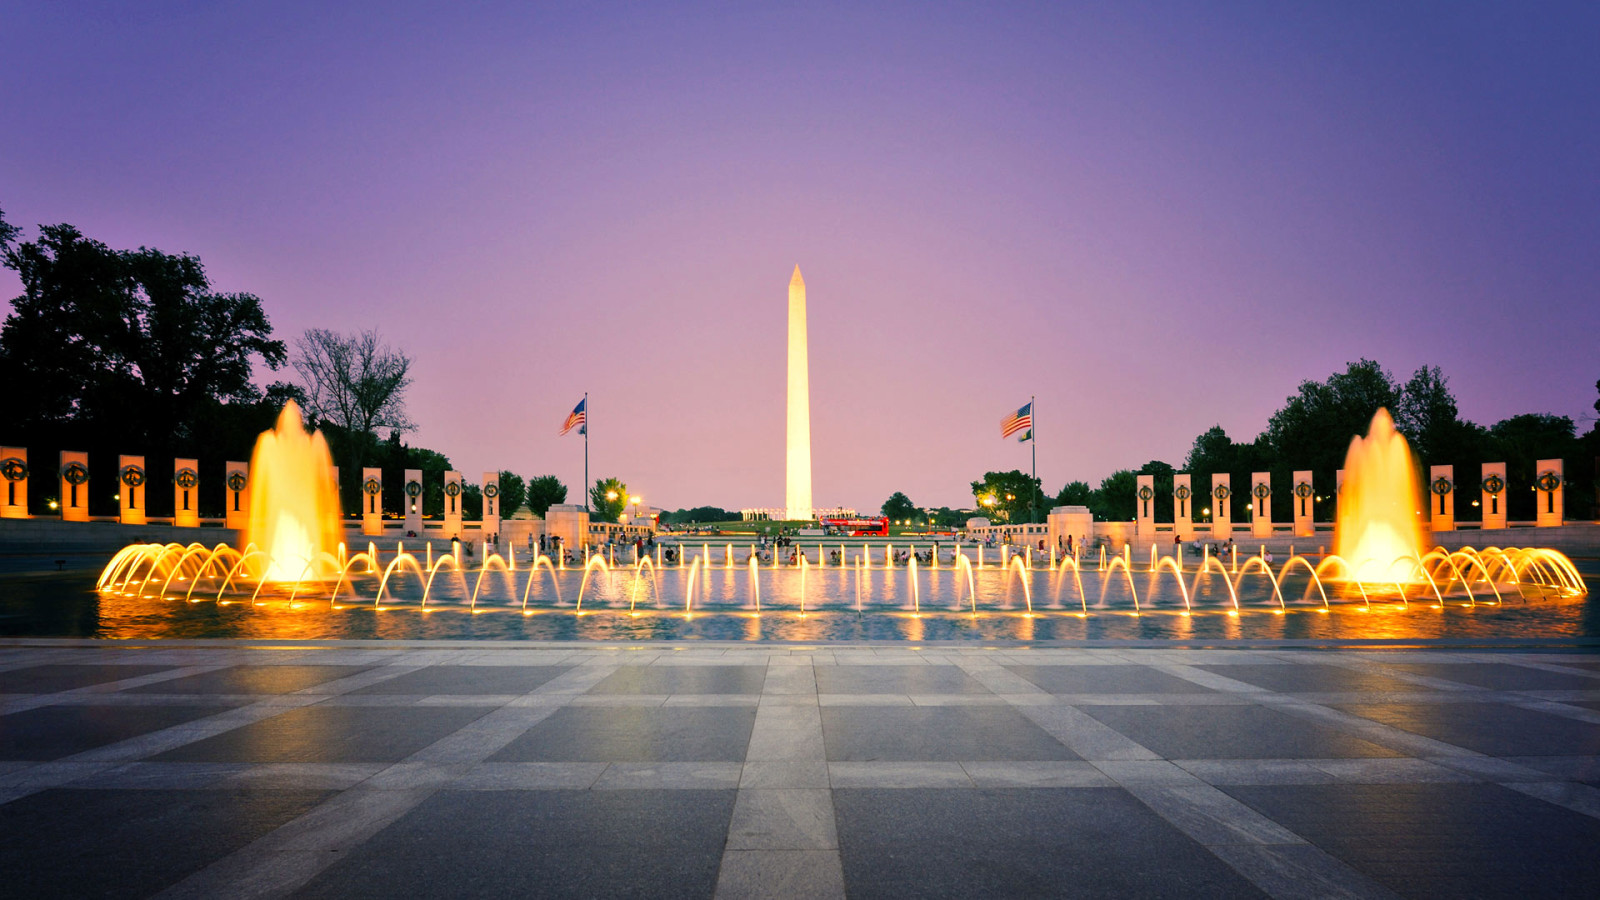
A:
[{"xmin": 93, "ymin": 539, "xmax": 1588, "ymax": 641}]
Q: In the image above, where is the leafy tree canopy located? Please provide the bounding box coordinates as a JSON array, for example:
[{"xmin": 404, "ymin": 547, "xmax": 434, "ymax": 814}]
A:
[
  {"xmin": 496, "ymin": 471, "xmax": 527, "ymax": 519},
  {"xmin": 589, "ymin": 477, "xmax": 628, "ymax": 523},
  {"xmin": 881, "ymin": 491, "xmax": 916, "ymax": 521},
  {"xmin": 524, "ymin": 475, "xmax": 567, "ymax": 517},
  {"xmin": 0, "ymin": 222, "xmax": 285, "ymax": 449},
  {"xmin": 970, "ymin": 470, "xmax": 1046, "ymax": 524}
]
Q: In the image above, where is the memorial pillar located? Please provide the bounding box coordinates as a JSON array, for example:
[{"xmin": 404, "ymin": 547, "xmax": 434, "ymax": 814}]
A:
[
  {"xmin": 1428, "ymin": 465, "xmax": 1454, "ymax": 532},
  {"xmin": 173, "ymin": 458, "xmax": 200, "ymax": 528},
  {"xmin": 1535, "ymin": 459, "xmax": 1563, "ymax": 527},
  {"xmin": 1173, "ymin": 474, "xmax": 1194, "ymax": 541},
  {"xmin": 0, "ymin": 447, "xmax": 28, "ymax": 518},
  {"xmin": 1250, "ymin": 472, "xmax": 1272, "ymax": 539},
  {"xmin": 361, "ymin": 467, "xmax": 383, "ymax": 535},
  {"xmin": 1480, "ymin": 463, "xmax": 1507, "ymax": 530},
  {"xmin": 481, "ymin": 472, "xmax": 500, "ymax": 540},
  {"xmin": 119, "ymin": 455, "xmax": 147, "ymax": 525},
  {"xmin": 1292, "ymin": 470, "xmax": 1314, "ymax": 537},
  {"xmin": 1134, "ymin": 474, "xmax": 1155, "ymax": 536},
  {"xmin": 1210, "ymin": 474, "xmax": 1232, "ymax": 540},
  {"xmin": 60, "ymin": 452, "xmax": 89, "ymax": 521},
  {"xmin": 443, "ymin": 471, "xmax": 463, "ymax": 538},
  {"xmin": 225, "ymin": 462, "xmax": 249, "ymax": 531},
  {"xmin": 403, "ymin": 468, "xmax": 423, "ymax": 534}
]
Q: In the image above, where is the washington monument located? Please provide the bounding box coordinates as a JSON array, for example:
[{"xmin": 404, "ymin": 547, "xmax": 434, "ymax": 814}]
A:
[{"xmin": 785, "ymin": 265, "xmax": 812, "ymax": 520}]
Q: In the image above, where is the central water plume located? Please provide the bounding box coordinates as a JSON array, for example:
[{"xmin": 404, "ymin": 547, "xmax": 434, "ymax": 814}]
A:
[
  {"xmin": 1334, "ymin": 409, "xmax": 1426, "ymax": 583},
  {"xmin": 245, "ymin": 402, "xmax": 343, "ymax": 582}
]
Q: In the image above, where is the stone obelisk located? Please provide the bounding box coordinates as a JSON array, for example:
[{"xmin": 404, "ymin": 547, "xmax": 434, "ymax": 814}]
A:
[{"xmin": 785, "ymin": 265, "xmax": 812, "ymax": 521}]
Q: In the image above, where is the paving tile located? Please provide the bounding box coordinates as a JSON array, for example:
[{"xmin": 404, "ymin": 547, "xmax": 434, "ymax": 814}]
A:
[
  {"xmin": 349, "ymin": 665, "xmax": 571, "ymax": 695},
  {"xmin": 152, "ymin": 705, "xmax": 491, "ymax": 763},
  {"xmin": 1390, "ymin": 663, "xmax": 1600, "ymax": 692},
  {"xmin": 1081, "ymin": 704, "xmax": 1405, "ymax": 760},
  {"xmin": 813, "ymin": 665, "xmax": 992, "ymax": 695},
  {"xmin": 725, "ymin": 789, "xmax": 837, "ymax": 849},
  {"xmin": 822, "ymin": 706, "xmax": 1078, "ymax": 761},
  {"xmin": 0, "ymin": 664, "xmax": 181, "ymax": 694},
  {"xmin": 714, "ymin": 850, "xmax": 846, "ymax": 899},
  {"xmin": 0, "ymin": 704, "xmax": 236, "ymax": 760},
  {"xmin": 295, "ymin": 789, "xmax": 735, "ymax": 899},
  {"xmin": 1195, "ymin": 663, "xmax": 1435, "ymax": 694},
  {"xmin": 1006, "ymin": 664, "xmax": 1218, "ymax": 694},
  {"xmin": 1336, "ymin": 701, "xmax": 1600, "ymax": 757},
  {"xmin": 0, "ymin": 787, "xmax": 330, "ymax": 899},
  {"xmin": 585, "ymin": 664, "xmax": 766, "ymax": 695},
  {"xmin": 489, "ymin": 706, "xmax": 757, "ymax": 762},
  {"xmin": 127, "ymin": 665, "xmax": 371, "ymax": 694},
  {"xmin": 592, "ymin": 762, "xmax": 744, "ymax": 789},
  {"xmin": 834, "ymin": 788, "xmax": 1266, "ymax": 898},
  {"xmin": 1224, "ymin": 782, "xmax": 1600, "ymax": 899},
  {"xmin": 961, "ymin": 760, "xmax": 1116, "ymax": 787}
]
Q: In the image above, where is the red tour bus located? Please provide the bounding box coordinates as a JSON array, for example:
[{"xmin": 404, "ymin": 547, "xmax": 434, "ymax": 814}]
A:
[{"xmin": 821, "ymin": 516, "xmax": 889, "ymax": 537}]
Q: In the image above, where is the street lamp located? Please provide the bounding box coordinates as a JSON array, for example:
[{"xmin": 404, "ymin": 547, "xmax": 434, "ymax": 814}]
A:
[{"xmin": 630, "ymin": 495, "xmax": 642, "ymax": 520}]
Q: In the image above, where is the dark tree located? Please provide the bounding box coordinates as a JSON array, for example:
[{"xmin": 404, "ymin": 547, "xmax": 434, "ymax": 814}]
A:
[
  {"xmin": 1055, "ymin": 481, "xmax": 1093, "ymax": 507},
  {"xmin": 524, "ymin": 475, "xmax": 568, "ymax": 517},
  {"xmin": 880, "ymin": 491, "xmax": 917, "ymax": 521},
  {"xmin": 496, "ymin": 471, "xmax": 527, "ymax": 520},
  {"xmin": 1, "ymin": 222, "xmax": 285, "ymax": 452}
]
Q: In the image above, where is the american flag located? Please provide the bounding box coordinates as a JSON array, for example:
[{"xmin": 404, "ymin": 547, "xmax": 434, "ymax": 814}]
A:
[
  {"xmin": 560, "ymin": 398, "xmax": 587, "ymax": 435},
  {"xmin": 1000, "ymin": 402, "xmax": 1032, "ymax": 441}
]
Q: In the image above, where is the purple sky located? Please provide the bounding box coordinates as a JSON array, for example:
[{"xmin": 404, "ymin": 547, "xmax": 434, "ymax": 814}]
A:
[{"xmin": 3, "ymin": 2, "xmax": 1597, "ymax": 513}]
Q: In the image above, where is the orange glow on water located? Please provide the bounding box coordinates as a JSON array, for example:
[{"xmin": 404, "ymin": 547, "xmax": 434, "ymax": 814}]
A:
[
  {"xmin": 1334, "ymin": 409, "xmax": 1426, "ymax": 583},
  {"xmin": 245, "ymin": 401, "xmax": 343, "ymax": 582}
]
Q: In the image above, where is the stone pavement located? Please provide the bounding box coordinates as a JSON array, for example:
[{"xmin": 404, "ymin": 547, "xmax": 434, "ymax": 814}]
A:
[{"xmin": 1, "ymin": 641, "xmax": 1598, "ymax": 898}]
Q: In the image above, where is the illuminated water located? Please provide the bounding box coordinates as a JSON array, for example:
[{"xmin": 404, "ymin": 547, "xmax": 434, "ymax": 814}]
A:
[{"xmin": 18, "ymin": 555, "xmax": 1594, "ymax": 642}]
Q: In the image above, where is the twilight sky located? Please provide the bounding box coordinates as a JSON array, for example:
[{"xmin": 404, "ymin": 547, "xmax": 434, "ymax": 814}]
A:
[{"xmin": 3, "ymin": 1, "xmax": 1596, "ymax": 513}]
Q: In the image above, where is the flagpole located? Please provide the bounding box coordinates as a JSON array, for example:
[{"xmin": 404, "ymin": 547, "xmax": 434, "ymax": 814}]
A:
[
  {"xmin": 583, "ymin": 392, "xmax": 589, "ymax": 512},
  {"xmin": 1030, "ymin": 395, "xmax": 1038, "ymax": 525}
]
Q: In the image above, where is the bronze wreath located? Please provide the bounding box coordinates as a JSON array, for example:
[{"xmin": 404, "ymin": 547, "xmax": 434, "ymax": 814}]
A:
[
  {"xmin": 1430, "ymin": 477, "xmax": 1452, "ymax": 496},
  {"xmin": 62, "ymin": 462, "xmax": 89, "ymax": 485},
  {"xmin": 175, "ymin": 468, "xmax": 199, "ymax": 489},
  {"xmin": 1536, "ymin": 471, "xmax": 1562, "ymax": 492},
  {"xmin": 120, "ymin": 465, "xmax": 146, "ymax": 488},
  {"xmin": 363, "ymin": 477, "xmax": 382, "ymax": 496},
  {"xmin": 227, "ymin": 472, "xmax": 248, "ymax": 493},
  {"xmin": 1481, "ymin": 474, "xmax": 1504, "ymax": 495},
  {"xmin": 0, "ymin": 457, "xmax": 27, "ymax": 482}
]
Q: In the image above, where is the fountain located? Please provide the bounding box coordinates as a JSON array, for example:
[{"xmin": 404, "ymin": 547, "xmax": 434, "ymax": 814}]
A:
[
  {"xmin": 1335, "ymin": 409, "xmax": 1426, "ymax": 583},
  {"xmin": 246, "ymin": 401, "xmax": 343, "ymax": 582}
]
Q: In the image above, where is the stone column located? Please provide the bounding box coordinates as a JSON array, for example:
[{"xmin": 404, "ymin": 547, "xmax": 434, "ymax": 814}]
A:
[
  {"xmin": 481, "ymin": 472, "xmax": 500, "ymax": 540},
  {"xmin": 118, "ymin": 455, "xmax": 147, "ymax": 525},
  {"xmin": 1291, "ymin": 471, "xmax": 1314, "ymax": 537},
  {"xmin": 1047, "ymin": 505, "xmax": 1092, "ymax": 553},
  {"xmin": 1134, "ymin": 474, "xmax": 1155, "ymax": 536},
  {"xmin": 60, "ymin": 452, "xmax": 89, "ymax": 522},
  {"xmin": 0, "ymin": 447, "xmax": 27, "ymax": 518},
  {"xmin": 1428, "ymin": 465, "xmax": 1454, "ymax": 532},
  {"xmin": 1480, "ymin": 463, "xmax": 1507, "ymax": 530},
  {"xmin": 544, "ymin": 504, "xmax": 590, "ymax": 553},
  {"xmin": 1210, "ymin": 474, "xmax": 1231, "ymax": 539},
  {"xmin": 225, "ymin": 462, "xmax": 249, "ymax": 531},
  {"xmin": 1250, "ymin": 472, "xmax": 1272, "ymax": 539},
  {"xmin": 442, "ymin": 471, "xmax": 462, "ymax": 538},
  {"xmin": 1535, "ymin": 459, "xmax": 1564, "ymax": 527},
  {"xmin": 173, "ymin": 458, "xmax": 200, "ymax": 528},
  {"xmin": 403, "ymin": 468, "xmax": 423, "ymax": 534},
  {"xmin": 361, "ymin": 467, "xmax": 383, "ymax": 535},
  {"xmin": 1172, "ymin": 474, "xmax": 1194, "ymax": 541}
]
